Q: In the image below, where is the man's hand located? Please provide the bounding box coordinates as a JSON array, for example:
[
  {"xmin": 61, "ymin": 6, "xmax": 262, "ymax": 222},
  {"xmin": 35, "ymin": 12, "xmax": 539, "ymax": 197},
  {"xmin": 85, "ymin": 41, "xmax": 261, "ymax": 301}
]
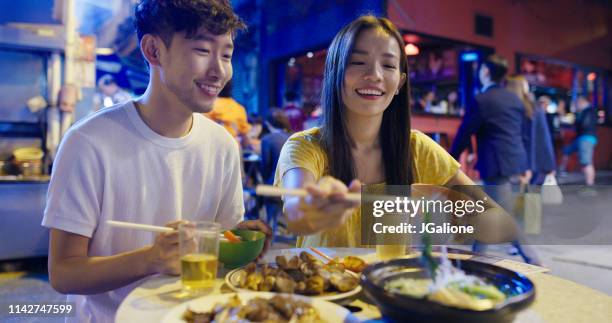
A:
[
  {"xmin": 519, "ymin": 170, "xmax": 533, "ymax": 186},
  {"xmin": 235, "ymin": 220, "xmax": 273, "ymax": 260},
  {"xmin": 145, "ymin": 220, "xmax": 187, "ymax": 275}
]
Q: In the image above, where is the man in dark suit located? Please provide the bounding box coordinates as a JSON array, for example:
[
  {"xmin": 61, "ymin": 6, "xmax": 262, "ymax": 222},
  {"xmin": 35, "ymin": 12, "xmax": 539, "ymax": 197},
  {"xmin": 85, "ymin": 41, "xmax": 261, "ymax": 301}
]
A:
[
  {"xmin": 451, "ymin": 55, "xmax": 530, "ymax": 183},
  {"xmin": 451, "ymin": 55, "xmax": 537, "ymax": 264}
]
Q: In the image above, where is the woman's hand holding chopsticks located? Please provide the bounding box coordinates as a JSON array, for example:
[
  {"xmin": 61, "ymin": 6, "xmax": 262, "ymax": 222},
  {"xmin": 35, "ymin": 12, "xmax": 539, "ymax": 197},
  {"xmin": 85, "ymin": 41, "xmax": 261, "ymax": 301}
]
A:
[{"xmin": 283, "ymin": 175, "xmax": 361, "ymax": 235}]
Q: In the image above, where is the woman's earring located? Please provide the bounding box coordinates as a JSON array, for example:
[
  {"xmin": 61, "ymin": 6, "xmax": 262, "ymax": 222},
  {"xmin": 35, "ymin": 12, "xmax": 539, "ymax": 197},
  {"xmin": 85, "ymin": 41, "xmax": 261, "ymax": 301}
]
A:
[{"xmin": 395, "ymin": 89, "xmax": 400, "ymax": 95}]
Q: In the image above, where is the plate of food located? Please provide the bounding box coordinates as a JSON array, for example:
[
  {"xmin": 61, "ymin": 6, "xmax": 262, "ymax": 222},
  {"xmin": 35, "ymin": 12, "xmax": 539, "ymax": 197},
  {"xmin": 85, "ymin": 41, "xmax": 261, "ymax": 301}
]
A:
[
  {"xmin": 161, "ymin": 292, "xmax": 359, "ymax": 323},
  {"xmin": 224, "ymin": 251, "xmax": 365, "ymax": 302}
]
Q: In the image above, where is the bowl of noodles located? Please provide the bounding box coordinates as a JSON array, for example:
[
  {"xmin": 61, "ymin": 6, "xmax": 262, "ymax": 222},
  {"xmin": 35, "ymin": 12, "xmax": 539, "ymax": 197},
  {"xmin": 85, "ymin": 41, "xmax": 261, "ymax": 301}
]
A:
[{"xmin": 361, "ymin": 256, "xmax": 535, "ymax": 323}]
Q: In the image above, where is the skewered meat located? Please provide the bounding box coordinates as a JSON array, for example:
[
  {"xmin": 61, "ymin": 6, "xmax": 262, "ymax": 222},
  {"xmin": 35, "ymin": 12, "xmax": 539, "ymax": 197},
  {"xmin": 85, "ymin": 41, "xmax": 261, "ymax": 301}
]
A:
[
  {"xmin": 182, "ymin": 295, "xmax": 321, "ymax": 323},
  {"xmin": 236, "ymin": 254, "xmax": 364, "ymax": 296},
  {"xmin": 275, "ymin": 276, "xmax": 296, "ymax": 293}
]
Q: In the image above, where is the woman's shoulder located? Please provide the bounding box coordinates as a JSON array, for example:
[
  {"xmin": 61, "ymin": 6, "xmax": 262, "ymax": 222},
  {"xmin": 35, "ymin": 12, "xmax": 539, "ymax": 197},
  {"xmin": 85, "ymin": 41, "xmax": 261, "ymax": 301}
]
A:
[
  {"xmin": 287, "ymin": 127, "xmax": 323, "ymax": 145},
  {"xmin": 409, "ymin": 129, "xmax": 431, "ymax": 146}
]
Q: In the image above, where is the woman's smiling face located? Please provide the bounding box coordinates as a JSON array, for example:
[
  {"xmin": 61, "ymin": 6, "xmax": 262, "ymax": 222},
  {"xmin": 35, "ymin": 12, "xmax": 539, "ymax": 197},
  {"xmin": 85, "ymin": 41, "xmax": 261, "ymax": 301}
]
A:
[{"xmin": 341, "ymin": 27, "xmax": 406, "ymax": 118}]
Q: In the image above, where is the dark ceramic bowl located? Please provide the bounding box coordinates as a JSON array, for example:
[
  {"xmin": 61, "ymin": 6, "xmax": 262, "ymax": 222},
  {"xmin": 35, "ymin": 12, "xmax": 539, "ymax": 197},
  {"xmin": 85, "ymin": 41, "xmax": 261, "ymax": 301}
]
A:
[{"xmin": 361, "ymin": 257, "xmax": 535, "ymax": 323}]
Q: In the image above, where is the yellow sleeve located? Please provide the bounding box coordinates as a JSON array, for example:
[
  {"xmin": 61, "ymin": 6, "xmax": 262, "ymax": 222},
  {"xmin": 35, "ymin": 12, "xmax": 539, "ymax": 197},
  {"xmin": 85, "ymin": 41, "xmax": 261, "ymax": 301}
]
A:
[
  {"xmin": 273, "ymin": 130, "xmax": 327, "ymax": 186},
  {"xmin": 411, "ymin": 130, "xmax": 460, "ymax": 185}
]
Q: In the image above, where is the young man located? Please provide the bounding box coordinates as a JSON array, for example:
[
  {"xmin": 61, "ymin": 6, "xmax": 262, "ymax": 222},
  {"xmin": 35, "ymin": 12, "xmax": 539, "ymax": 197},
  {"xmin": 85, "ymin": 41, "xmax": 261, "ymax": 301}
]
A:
[
  {"xmin": 560, "ymin": 96, "xmax": 598, "ymax": 190},
  {"xmin": 42, "ymin": 1, "xmax": 270, "ymax": 322}
]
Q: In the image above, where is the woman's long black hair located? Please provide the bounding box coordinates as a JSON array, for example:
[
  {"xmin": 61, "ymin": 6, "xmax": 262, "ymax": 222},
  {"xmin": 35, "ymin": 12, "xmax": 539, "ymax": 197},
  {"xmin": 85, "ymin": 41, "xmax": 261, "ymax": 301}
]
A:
[{"xmin": 320, "ymin": 15, "xmax": 413, "ymax": 185}]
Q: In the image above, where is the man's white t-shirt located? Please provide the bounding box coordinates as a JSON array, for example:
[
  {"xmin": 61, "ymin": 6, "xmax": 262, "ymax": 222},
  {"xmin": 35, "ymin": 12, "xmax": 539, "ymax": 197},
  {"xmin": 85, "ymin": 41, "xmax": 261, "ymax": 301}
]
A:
[{"xmin": 42, "ymin": 101, "xmax": 244, "ymax": 323}]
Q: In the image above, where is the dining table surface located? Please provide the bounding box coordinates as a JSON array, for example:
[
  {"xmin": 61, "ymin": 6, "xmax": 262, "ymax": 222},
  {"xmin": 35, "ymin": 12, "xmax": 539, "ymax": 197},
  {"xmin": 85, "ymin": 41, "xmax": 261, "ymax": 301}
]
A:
[{"xmin": 116, "ymin": 247, "xmax": 612, "ymax": 323}]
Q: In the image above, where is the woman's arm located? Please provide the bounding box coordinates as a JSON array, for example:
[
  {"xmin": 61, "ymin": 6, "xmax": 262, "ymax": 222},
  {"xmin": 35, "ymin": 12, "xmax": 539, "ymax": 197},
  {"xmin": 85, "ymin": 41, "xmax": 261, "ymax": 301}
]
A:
[{"xmin": 444, "ymin": 171, "xmax": 519, "ymax": 243}]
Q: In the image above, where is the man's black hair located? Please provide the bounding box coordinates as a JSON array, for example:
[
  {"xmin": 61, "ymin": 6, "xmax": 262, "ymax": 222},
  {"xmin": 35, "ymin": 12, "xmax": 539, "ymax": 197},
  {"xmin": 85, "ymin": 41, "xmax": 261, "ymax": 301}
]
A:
[
  {"xmin": 483, "ymin": 54, "xmax": 509, "ymax": 83},
  {"xmin": 135, "ymin": 0, "xmax": 246, "ymax": 48}
]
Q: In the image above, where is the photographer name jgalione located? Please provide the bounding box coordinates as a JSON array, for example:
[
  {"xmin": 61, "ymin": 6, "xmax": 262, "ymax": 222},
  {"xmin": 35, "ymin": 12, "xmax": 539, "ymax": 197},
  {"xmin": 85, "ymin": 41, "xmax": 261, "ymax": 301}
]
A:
[{"xmin": 372, "ymin": 222, "xmax": 474, "ymax": 234}]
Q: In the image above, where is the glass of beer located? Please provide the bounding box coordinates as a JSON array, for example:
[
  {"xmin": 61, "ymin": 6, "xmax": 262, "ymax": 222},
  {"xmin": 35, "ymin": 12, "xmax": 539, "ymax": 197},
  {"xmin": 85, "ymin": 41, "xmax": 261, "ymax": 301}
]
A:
[
  {"xmin": 376, "ymin": 244, "xmax": 407, "ymax": 261},
  {"xmin": 179, "ymin": 221, "xmax": 220, "ymax": 295}
]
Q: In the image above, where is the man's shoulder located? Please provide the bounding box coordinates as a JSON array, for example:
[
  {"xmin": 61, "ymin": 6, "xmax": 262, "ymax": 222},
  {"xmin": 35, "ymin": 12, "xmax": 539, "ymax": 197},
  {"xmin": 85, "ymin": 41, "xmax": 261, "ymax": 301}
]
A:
[
  {"xmin": 193, "ymin": 114, "xmax": 238, "ymax": 148},
  {"xmin": 69, "ymin": 101, "xmax": 132, "ymax": 138},
  {"xmin": 478, "ymin": 87, "xmax": 521, "ymax": 108}
]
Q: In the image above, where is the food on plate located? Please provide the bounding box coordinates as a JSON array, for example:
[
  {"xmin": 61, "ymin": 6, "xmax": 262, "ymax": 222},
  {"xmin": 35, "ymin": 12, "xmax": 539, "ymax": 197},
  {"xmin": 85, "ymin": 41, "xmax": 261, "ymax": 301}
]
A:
[
  {"xmin": 340, "ymin": 256, "xmax": 367, "ymax": 273},
  {"xmin": 235, "ymin": 251, "xmax": 359, "ymax": 295},
  {"xmin": 182, "ymin": 294, "xmax": 321, "ymax": 323},
  {"xmin": 223, "ymin": 230, "xmax": 242, "ymax": 243},
  {"xmin": 384, "ymin": 248, "xmax": 506, "ymax": 311}
]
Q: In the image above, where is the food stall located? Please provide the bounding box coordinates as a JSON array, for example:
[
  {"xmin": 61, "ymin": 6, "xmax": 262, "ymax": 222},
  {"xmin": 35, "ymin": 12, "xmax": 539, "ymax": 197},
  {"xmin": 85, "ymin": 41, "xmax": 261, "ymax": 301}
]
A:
[
  {"xmin": 0, "ymin": 22, "xmax": 62, "ymax": 260},
  {"xmin": 0, "ymin": 0, "xmax": 95, "ymax": 260}
]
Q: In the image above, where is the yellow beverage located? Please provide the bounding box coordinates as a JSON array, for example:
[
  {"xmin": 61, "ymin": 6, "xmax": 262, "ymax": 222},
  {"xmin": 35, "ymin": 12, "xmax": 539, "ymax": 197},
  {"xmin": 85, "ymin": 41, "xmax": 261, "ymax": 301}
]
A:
[
  {"xmin": 181, "ymin": 253, "xmax": 218, "ymax": 291},
  {"xmin": 376, "ymin": 244, "xmax": 406, "ymax": 261}
]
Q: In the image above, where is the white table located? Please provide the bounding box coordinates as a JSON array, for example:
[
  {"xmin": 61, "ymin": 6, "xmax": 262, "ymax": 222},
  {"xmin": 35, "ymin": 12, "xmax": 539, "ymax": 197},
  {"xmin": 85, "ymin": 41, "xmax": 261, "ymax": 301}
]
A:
[{"xmin": 116, "ymin": 248, "xmax": 612, "ymax": 323}]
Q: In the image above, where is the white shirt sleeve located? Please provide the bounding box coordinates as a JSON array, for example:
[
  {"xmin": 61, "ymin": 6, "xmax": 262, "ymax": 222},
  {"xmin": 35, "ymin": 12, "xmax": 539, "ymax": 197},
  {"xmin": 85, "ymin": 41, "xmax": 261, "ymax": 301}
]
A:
[
  {"xmin": 214, "ymin": 140, "xmax": 244, "ymax": 229},
  {"xmin": 42, "ymin": 130, "xmax": 102, "ymax": 237}
]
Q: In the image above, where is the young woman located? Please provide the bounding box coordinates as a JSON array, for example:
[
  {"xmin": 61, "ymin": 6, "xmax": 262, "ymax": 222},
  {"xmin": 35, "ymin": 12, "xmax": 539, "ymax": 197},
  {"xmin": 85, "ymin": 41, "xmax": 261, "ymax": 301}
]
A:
[
  {"xmin": 274, "ymin": 16, "xmax": 518, "ymax": 247},
  {"xmin": 506, "ymin": 75, "xmax": 556, "ymax": 185}
]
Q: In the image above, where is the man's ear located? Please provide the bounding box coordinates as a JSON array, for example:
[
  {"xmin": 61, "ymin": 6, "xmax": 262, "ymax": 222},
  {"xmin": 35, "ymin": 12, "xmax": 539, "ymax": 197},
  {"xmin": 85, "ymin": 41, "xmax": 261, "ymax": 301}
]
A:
[{"xmin": 140, "ymin": 34, "xmax": 163, "ymax": 67}]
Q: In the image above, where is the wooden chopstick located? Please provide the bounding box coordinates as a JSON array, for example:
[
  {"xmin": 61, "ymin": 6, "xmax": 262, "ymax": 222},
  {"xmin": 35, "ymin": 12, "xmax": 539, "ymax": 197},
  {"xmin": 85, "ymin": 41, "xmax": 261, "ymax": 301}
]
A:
[
  {"xmin": 309, "ymin": 247, "xmax": 359, "ymax": 278},
  {"xmin": 107, "ymin": 220, "xmax": 173, "ymax": 233},
  {"xmin": 105, "ymin": 220, "xmax": 236, "ymax": 241},
  {"xmin": 309, "ymin": 247, "xmax": 334, "ymax": 262},
  {"xmin": 256, "ymin": 185, "xmax": 362, "ymax": 201},
  {"xmin": 256, "ymin": 185, "xmax": 397, "ymax": 203}
]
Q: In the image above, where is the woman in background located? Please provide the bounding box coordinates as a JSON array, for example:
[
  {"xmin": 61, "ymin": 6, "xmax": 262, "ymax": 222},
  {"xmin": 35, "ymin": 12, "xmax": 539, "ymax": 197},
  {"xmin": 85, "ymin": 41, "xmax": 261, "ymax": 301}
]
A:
[{"xmin": 506, "ymin": 75, "xmax": 556, "ymax": 184}]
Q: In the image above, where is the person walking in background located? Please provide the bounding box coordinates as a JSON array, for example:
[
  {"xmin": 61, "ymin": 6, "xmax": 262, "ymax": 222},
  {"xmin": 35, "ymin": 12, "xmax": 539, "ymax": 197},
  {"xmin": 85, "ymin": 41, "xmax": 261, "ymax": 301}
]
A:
[
  {"xmin": 205, "ymin": 81, "xmax": 252, "ymax": 148},
  {"xmin": 451, "ymin": 55, "xmax": 538, "ymax": 264},
  {"xmin": 451, "ymin": 55, "xmax": 531, "ymax": 188},
  {"xmin": 506, "ymin": 75, "xmax": 556, "ymax": 184},
  {"xmin": 260, "ymin": 109, "xmax": 292, "ymax": 236},
  {"xmin": 282, "ymin": 91, "xmax": 306, "ymax": 132},
  {"xmin": 560, "ymin": 96, "xmax": 598, "ymax": 191}
]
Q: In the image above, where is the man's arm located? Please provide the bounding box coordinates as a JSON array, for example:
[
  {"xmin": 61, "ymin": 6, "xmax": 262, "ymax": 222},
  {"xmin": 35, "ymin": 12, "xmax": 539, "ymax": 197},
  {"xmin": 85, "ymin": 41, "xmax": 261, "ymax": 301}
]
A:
[
  {"xmin": 48, "ymin": 223, "xmax": 182, "ymax": 295},
  {"xmin": 450, "ymin": 101, "xmax": 482, "ymax": 159}
]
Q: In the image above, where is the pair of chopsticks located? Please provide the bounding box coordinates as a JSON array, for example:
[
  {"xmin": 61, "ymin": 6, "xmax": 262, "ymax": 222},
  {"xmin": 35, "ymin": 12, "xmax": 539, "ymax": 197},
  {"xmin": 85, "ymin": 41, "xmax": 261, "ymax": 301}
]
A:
[
  {"xmin": 106, "ymin": 220, "xmax": 238, "ymax": 242},
  {"xmin": 309, "ymin": 247, "xmax": 359, "ymax": 278},
  {"xmin": 256, "ymin": 185, "xmax": 398, "ymax": 203}
]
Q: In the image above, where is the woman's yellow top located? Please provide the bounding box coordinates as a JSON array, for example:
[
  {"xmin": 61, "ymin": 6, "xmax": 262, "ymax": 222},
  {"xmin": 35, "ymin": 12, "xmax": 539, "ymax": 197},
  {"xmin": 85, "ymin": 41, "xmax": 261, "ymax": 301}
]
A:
[{"xmin": 274, "ymin": 127, "xmax": 460, "ymax": 248}]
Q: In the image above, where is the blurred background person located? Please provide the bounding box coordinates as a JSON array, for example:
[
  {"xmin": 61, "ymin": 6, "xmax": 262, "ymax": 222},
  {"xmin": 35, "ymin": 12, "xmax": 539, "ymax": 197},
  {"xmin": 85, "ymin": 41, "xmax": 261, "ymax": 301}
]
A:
[
  {"xmin": 446, "ymin": 90, "xmax": 462, "ymax": 115},
  {"xmin": 416, "ymin": 89, "xmax": 436, "ymax": 112},
  {"xmin": 302, "ymin": 102, "xmax": 322, "ymax": 130},
  {"xmin": 93, "ymin": 74, "xmax": 133, "ymax": 111},
  {"xmin": 560, "ymin": 96, "xmax": 598, "ymax": 190},
  {"xmin": 282, "ymin": 91, "xmax": 306, "ymax": 132},
  {"xmin": 451, "ymin": 55, "xmax": 538, "ymax": 264},
  {"xmin": 506, "ymin": 75, "xmax": 556, "ymax": 185},
  {"xmin": 205, "ymin": 81, "xmax": 252, "ymax": 149},
  {"xmin": 260, "ymin": 109, "xmax": 292, "ymax": 236}
]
